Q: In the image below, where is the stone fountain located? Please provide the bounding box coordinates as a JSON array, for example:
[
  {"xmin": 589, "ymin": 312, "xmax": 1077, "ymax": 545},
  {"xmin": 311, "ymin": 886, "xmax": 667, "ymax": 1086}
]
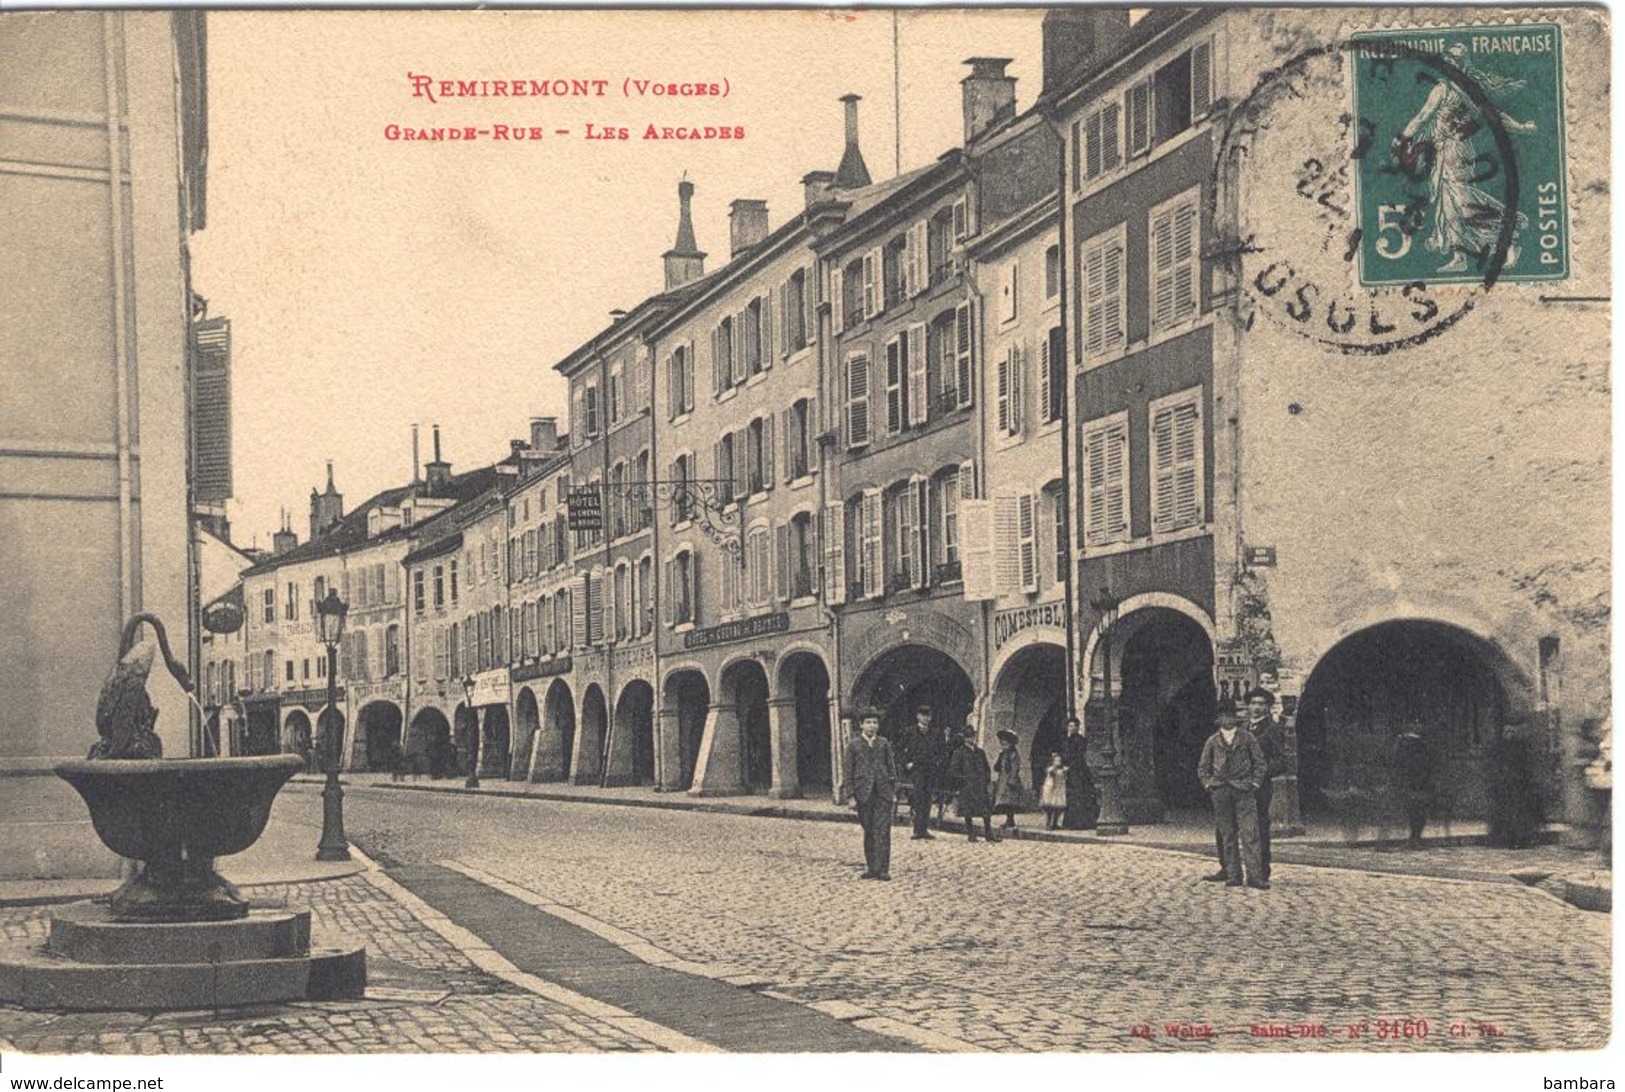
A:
[{"xmin": 0, "ymin": 614, "xmax": 365, "ymax": 1011}]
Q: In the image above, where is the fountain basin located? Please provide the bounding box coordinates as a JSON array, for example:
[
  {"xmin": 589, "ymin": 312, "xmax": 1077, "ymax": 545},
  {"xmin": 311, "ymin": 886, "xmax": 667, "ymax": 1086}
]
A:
[{"xmin": 55, "ymin": 755, "xmax": 306, "ymax": 922}]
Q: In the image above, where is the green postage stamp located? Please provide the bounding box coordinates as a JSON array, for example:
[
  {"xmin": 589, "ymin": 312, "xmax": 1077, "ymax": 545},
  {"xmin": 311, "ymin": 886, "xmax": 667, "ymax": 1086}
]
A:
[{"xmin": 1352, "ymin": 24, "xmax": 1568, "ymax": 286}]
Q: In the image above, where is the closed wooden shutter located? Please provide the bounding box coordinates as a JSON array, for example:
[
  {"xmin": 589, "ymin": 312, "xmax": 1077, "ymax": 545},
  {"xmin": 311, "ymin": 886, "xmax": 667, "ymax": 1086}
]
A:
[
  {"xmin": 1192, "ymin": 39, "xmax": 1213, "ymax": 116},
  {"xmin": 760, "ymin": 292, "xmax": 774, "ymax": 371},
  {"xmin": 1153, "ymin": 200, "xmax": 1197, "ymax": 329},
  {"xmin": 1152, "ymin": 398, "xmax": 1202, "ymax": 532},
  {"xmin": 911, "ymin": 222, "xmax": 929, "ymax": 296},
  {"xmin": 906, "ymin": 323, "xmax": 927, "ymax": 428},
  {"xmin": 912, "ymin": 478, "xmax": 930, "ymax": 589},
  {"xmin": 775, "ymin": 522, "xmax": 790, "ymax": 601},
  {"xmin": 862, "ymin": 489, "xmax": 882, "ymax": 599},
  {"xmin": 885, "ymin": 337, "xmax": 904, "ymax": 434},
  {"xmin": 954, "ymin": 303, "xmax": 974, "ymax": 408},
  {"xmin": 1085, "ymin": 421, "xmax": 1129, "ymax": 544},
  {"xmin": 846, "ymin": 351, "xmax": 871, "ymax": 447},
  {"xmin": 994, "ymin": 494, "xmax": 1022, "ymax": 596},
  {"xmin": 1085, "ymin": 108, "xmax": 1102, "ymax": 178},
  {"xmin": 1038, "ymin": 337, "xmax": 1053, "ymax": 424},
  {"xmin": 1018, "ymin": 493, "xmax": 1037, "ymax": 593},
  {"xmin": 996, "ymin": 349, "xmax": 1012, "ymax": 434},
  {"xmin": 1102, "ymin": 101, "xmax": 1122, "ymax": 172},
  {"xmin": 959, "ymin": 499, "xmax": 995, "ymax": 600},
  {"xmin": 863, "ymin": 247, "xmax": 881, "ymax": 318},
  {"xmin": 1127, "ymin": 79, "xmax": 1151, "ymax": 156},
  {"xmin": 762, "ymin": 413, "xmax": 775, "ymax": 488},
  {"xmin": 831, "ymin": 267, "xmax": 844, "ymax": 332},
  {"xmin": 823, "ymin": 502, "xmax": 844, "ymax": 605}
]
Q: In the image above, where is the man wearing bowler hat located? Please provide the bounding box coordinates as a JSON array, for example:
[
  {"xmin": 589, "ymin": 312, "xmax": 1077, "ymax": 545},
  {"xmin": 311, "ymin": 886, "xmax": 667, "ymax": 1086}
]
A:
[
  {"xmin": 1203, "ymin": 686, "xmax": 1286, "ymax": 883},
  {"xmin": 896, "ymin": 701, "xmax": 945, "ymax": 840},
  {"xmin": 843, "ymin": 709, "xmax": 897, "ymax": 880},
  {"xmin": 1198, "ymin": 702, "xmax": 1268, "ymax": 889}
]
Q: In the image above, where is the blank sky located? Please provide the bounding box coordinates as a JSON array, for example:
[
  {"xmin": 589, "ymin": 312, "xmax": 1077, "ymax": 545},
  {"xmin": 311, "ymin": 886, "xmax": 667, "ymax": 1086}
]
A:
[{"xmin": 191, "ymin": 9, "xmax": 1044, "ymax": 548}]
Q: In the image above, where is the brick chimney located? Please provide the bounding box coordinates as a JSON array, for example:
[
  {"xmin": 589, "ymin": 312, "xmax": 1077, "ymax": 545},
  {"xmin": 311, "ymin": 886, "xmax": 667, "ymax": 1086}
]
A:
[
  {"xmin": 529, "ymin": 415, "xmax": 559, "ymax": 452},
  {"xmin": 962, "ymin": 57, "xmax": 1017, "ymax": 143},
  {"xmin": 832, "ymin": 94, "xmax": 872, "ymax": 189},
  {"xmin": 1041, "ymin": 8, "xmax": 1132, "ymax": 97},
  {"xmin": 662, "ymin": 178, "xmax": 707, "ymax": 291},
  {"xmin": 729, "ymin": 199, "xmax": 770, "ymax": 257},
  {"xmin": 423, "ymin": 424, "xmax": 452, "ymax": 492},
  {"xmin": 272, "ymin": 509, "xmax": 298, "ymax": 556},
  {"xmin": 801, "ymin": 170, "xmax": 836, "ymax": 209}
]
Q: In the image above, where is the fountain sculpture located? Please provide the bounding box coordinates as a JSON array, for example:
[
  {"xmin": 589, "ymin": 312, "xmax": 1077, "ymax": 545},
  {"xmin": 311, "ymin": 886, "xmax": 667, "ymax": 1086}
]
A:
[{"xmin": 0, "ymin": 614, "xmax": 366, "ymax": 1010}]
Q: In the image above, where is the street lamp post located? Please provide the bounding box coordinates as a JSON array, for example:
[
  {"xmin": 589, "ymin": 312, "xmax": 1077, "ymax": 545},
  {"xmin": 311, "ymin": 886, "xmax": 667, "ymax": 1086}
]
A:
[
  {"xmin": 462, "ymin": 675, "xmax": 480, "ymax": 789},
  {"xmin": 314, "ymin": 589, "xmax": 352, "ymax": 861},
  {"xmin": 1090, "ymin": 588, "xmax": 1130, "ymax": 835}
]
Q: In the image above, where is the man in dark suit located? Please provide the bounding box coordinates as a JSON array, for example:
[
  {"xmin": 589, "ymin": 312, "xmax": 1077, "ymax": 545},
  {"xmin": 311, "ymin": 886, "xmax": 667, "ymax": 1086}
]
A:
[
  {"xmin": 843, "ymin": 710, "xmax": 897, "ymax": 881},
  {"xmin": 1203, "ymin": 687, "xmax": 1287, "ymax": 882},
  {"xmin": 896, "ymin": 702, "xmax": 944, "ymax": 840}
]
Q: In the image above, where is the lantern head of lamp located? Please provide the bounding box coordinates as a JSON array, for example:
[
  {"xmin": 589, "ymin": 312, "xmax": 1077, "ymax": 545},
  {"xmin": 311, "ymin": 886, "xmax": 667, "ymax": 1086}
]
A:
[{"xmin": 315, "ymin": 589, "xmax": 348, "ymax": 648}]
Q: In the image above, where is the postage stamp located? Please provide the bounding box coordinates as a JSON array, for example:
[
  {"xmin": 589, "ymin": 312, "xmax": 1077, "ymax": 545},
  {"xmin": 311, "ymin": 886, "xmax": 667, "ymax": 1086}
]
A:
[{"xmin": 1350, "ymin": 24, "xmax": 1569, "ymax": 285}]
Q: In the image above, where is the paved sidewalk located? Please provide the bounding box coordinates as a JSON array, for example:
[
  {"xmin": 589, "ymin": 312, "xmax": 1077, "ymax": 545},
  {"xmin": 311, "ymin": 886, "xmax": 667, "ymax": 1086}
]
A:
[{"xmin": 305, "ymin": 773, "xmax": 1605, "ymax": 895}]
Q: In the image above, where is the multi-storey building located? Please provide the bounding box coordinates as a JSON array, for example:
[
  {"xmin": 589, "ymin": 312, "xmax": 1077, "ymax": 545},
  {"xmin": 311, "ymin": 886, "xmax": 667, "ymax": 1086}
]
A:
[
  {"xmin": 648, "ymin": 184, "xmax": 831, "ymax": 798},
  {"xmin": 553, "ymin": 183, "xmax": 715, "ymax": 788},
  {"xmin": 969, "ymin": 151, "xmax": 1067, "ymax": 794},
  {"xmin": 500, "ymin": 419, "xmax": 575, "ymax": 781},
  {"xmin": 1048, "ymin": 7, "xmax": 1609, "ymax": 828},
  {"xmin": 239, "ymin": 437, "xmax": 501, "ymax": 773}
]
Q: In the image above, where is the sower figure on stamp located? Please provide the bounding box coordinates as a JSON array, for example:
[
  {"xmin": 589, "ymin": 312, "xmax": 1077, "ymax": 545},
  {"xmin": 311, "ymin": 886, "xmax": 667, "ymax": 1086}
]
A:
[
  {"xmin": 896, "ymin": 702, "xmax": 944, "ymax": 841},
  {"xmin": 1198, "ymin": 703, "xmax": 1268, "ymax": 889},
  {"xmin": 1204, "ymin": 688, "xmax": 1286, "ymax": 882},
  {"xmin": 843, "ymin": 709, "xmax": 897, "ymax": 881}
]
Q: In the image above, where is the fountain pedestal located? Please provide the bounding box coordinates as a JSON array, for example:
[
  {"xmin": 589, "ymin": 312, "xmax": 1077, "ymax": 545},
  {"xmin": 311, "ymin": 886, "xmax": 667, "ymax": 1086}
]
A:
[{"xmin": 0, "ymin": 754, "xmax": 366, "ymax": 1011}]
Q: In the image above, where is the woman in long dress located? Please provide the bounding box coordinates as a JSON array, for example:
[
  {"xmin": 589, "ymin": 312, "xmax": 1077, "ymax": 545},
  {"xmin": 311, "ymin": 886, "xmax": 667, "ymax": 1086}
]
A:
[{"xmin": 1395, "ymin": 44, "xmax": 1535, "ymax": 273}]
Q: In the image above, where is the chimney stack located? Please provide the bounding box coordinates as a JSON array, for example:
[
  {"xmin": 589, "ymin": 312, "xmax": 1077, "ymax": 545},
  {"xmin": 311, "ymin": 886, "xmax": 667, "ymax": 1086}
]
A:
[
  {"xmin": 423, "ymin": 424, "xmax": 452, "ymax": 492},
  {"xmin": 833, "ymin": 94, "xmax": 872, "ymax": 189},
  {"xmin": 801, "ymin": 170, "xmax": 836, "ymax": 209},
  {"xmin": 1041, "ymin": 8, "xmax": 1132, "ymax": 97},
  {"xmin": 662, "ymin": 178, "xmax": 707, "ymax": 290},
  {"xmin": 961, "ymin": 58, "xmax": 1017, "ymax": 143},
  {"xmin": 272, "ymin": 507, "xmax": 298, "ymax": 555},
  {"xmin": 411, "ymin": 424, "xmax": 421, "ymax": 484},
  {"xmin": 728, "ymin": 199, "xmax": 770, "ymax": 256},
  {"xmin": 529, "ymin": 415, "xmax": 559, "ymax": 452}
]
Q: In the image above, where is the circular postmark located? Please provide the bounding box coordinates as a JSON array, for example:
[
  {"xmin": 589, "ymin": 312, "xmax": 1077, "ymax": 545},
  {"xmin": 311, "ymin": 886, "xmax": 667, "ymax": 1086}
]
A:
[{"xmin": 1207, "ymin": 37, "xmax": 1524, "ymax": 355}]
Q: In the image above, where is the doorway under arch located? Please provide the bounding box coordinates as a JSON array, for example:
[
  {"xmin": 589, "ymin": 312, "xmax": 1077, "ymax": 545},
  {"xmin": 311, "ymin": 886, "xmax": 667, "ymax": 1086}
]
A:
[
  {"xmin": 989, "ymin": 642, "xmax": 1069, "ymax": 795},
  {"xmin": 282, "ymin": 709, "xmax": 314, "ymax": 772},
  {"xmin": 454, "ymin": 703, "xmax": 478, "ymax": 777},
  {"xmin": 850, "ymin": 644, "xmax": 976, "ymax": 744},
  {"xmin": 479, "ymin": 704, "xmax": 511, "ymax": 778}
]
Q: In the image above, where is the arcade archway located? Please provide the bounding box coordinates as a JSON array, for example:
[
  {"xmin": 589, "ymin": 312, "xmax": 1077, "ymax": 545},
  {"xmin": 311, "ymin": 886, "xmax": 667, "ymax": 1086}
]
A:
[
  {"xmin": 989, "ymin": 642, "xmax": 1069, "ymax": 794},
  {"xmin": 454, "ymin": 703, "xmax": 478, "ymax": 777},
  {"xmin": 662, "ymin": 670, "xmax": 709, "ymax": 791},
  {"xmin": 1296, "ymin": 619, "xmax": 1535, "ymax": 820},
  {"xmin": 610, "ymin": 680, "xmax": 656, "ymax": 786},
  {"xmin": 576, "ymin": 684, "xmax": 608, "ymax": 785},
  {"xmin": 775, "ymin": 652, "xmax": 833, "ymax": 797},
  {"xmin": 356, "ymin": 701, "xmax": 403, "ymax": 773},
  {"xmin": 720, "ymin": 659, "xmax": 772, "ymax": 794},
  {"xmin": 850, "ymin": 644, "xmax": 976, "ymax": 743},
  {"xmin": 479, "ymin": 704, "xmax": 511, "ymax": 778},
  {"xmin": 406, "ymin": 707, "xmax": 453, "ymax": 778},
  {"xmin": 537, "ymin": 679, "xmax": 576, "ymax": 782},
  {"xmin": 282, "ymin": 709, "xmax": 314, "ymax": 772},
  {"xmin": 513, "ymin": 687, "xmax": 540, "ymax": 781}
]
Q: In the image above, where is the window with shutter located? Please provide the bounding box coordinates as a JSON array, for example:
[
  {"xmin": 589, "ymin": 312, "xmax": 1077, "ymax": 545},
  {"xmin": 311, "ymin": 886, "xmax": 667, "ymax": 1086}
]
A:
[
  {"xmin": 954, "ymin": 303, "xmax": 974, "ymax": 409},
  {"xmin": 895, "ymin": 485, "xmax": 915, "ymax": 589},
  {"xmin": 1150, "ymin": 390, "xmax": 1204, "ymax": 533},
  {"xmin": 1083, "ymin": 415, "xmax": 1131, "ymax": 545},
  {"xmin": 761, "ymin": 413, "xmax": 775, "ymax": 488},
  {"xmin": 1038, "ymin": 338, "xmax": 1052, "ymax": 426},
  {"xmin": 1085, "ymin": 109, "xmax": 1102, "ymax": 179},
  {"xmin": 951, "ymin": 197, "xmax": 968, "ymax": 241},
  {"xmin": 822, "ymin": 502, "xmax": 845, "ymax": 605},
  {"xmin": 830, "ymin": 267, "xmax": 844, "ymax": 332},
  {"xmin": 912, "ymin": 478, "xmax": 929, "ymax": 589},
  {"xmin": 1127, "ymin": 79, "xmax": 1152, "ymax": 157},
  {"xmin": 1150, "ymin": 191, "xmax": 1199, "ymax": 331},
  {"xmin": 760, "ymin": 292, "xmax": 773, "ymax": 371},
  {"xmin": 1082, "ymin": 224, "xmax": 1127, "ymax": 359},
  {"xmin": 846, "ymin": 350, "xmax": 871, "ymax": 447},
  {"xmin": 996, "ymin": 349, "xmax": 1012, "ymax": 435},
  {"xmin": 938, "ymin": 468, "xmax": 960, "ymax": 568},
  {"xmin": 570, "ymin": 582, "xmax": 586, "ymax": 649},
  {"xmin": 911, "ymin": 222, "xmax": 929, "ymax": 296}
]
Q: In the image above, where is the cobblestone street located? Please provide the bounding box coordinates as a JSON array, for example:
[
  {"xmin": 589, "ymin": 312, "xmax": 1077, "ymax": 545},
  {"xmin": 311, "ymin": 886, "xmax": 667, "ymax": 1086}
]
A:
[
  {"xmin": 0, "ymin": 873, "xmax": 664, "ymax": 1054},
  {"xmin": 344, "ymin": 785, "xmax": 1610, "ymax": 1053}
]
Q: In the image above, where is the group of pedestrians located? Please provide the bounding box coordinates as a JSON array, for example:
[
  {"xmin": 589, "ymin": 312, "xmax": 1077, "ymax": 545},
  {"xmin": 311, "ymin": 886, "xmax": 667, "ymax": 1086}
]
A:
[{"xmin": 843, "ymin": 701, "xmax": 1101, "ymax": 879}]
